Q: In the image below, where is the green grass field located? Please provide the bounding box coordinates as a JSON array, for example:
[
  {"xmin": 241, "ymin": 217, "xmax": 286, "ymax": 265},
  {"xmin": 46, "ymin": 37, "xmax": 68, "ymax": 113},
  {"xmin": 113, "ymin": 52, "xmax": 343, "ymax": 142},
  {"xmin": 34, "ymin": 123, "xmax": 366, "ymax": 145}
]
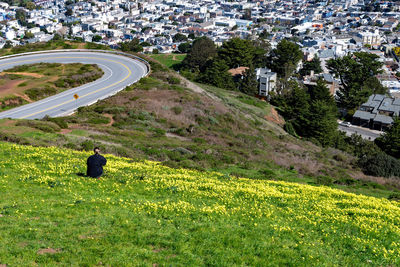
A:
[
  {"xmin": 0, "ymin": 142, "xmax": 399, "ymax": 265},
  {"xmin": 149, "ymin": 54, "xmax": 186, "ymax": 69}
]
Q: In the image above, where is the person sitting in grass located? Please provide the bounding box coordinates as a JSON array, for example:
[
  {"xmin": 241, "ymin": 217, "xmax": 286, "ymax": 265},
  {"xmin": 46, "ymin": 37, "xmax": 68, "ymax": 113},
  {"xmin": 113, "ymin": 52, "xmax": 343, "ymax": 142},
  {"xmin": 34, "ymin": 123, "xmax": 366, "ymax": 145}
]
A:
[{"xmin": 86, "ymin": 147, "xmax": 107, "ymax": 179}]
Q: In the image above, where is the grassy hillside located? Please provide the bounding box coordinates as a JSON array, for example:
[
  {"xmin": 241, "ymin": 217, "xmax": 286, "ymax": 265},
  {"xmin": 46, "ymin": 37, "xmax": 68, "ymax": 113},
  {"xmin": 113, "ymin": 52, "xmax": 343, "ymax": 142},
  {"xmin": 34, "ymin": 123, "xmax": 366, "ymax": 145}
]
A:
[
  {"xmin": 0, "ymin": 59, "xmax": 399, "ymax": 200},
  {"xmin": 0, "ymin": 142, "xmax": 399, "ymax": 265},
  {"xmin": 149, "ymin": 54, "xmax": 186, "ymax": 69}
]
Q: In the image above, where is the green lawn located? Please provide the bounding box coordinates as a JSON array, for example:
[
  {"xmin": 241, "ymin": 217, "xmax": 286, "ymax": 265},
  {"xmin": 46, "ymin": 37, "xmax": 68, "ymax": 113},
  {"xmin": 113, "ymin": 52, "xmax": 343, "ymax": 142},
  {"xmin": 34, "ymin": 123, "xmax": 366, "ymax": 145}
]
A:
[
  {"xmin": 150, "ymin": 54, "xmax": 186, "ymax": 69},
  {"xmin": 0, "ymin": 142, "xmax": 399, "ymax": 265}
]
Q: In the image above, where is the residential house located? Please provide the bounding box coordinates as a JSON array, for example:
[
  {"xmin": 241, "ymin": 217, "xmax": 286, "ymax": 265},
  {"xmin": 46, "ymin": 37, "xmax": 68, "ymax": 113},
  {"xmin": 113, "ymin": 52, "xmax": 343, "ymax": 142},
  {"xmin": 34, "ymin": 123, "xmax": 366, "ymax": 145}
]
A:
[{"xmin": 256, "ymin": 68, "xmax": 277, "ymax": 97}]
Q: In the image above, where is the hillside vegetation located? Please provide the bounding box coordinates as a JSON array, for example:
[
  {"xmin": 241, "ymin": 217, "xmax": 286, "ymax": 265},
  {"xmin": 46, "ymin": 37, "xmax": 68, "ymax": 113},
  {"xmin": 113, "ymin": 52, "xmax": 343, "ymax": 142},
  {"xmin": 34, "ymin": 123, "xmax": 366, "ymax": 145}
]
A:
[
  {"xmin": 0, "ymin": 142, "xmax": 399, "ymax": 265},
  {"xmin": 0, "ymin": 63, "xmax": 103, "ymax": 111},
  {"xmin": 0, "ymin": 59, "xmax": 399, "ymax": 200}
]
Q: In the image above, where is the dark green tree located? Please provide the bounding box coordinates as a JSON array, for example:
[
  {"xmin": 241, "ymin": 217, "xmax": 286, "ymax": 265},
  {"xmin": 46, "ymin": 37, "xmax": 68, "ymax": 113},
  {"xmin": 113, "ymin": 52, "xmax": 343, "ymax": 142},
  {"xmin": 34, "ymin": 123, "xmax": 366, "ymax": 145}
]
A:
[
  {"xmin": 272, "ymin": 81, "xmax": 310, "ymax": 136},
  {"xmin": 306, "ymin": 100, "xmax": 338, "ymax": 146},
  {"xmin": 268, "ymin": 39, "xmax": 303, "ymax": 78},
  {"xmin": 182, "ymin": 37, "xmax": 216, "ymax": 72},
  {"xmin": 15, "ymin": 9, "xmax": 26, "ymax": 24},
  {"xmin": 120, "ymin": 38, "xmax": 143, "ymax": 52},
  {"xmin": 239, "ymin": 65, "xmax": 258, "ymax": 96},
  {"xmin": 252, "ymin": 39, "xmax": 270, "ymax": 67},
  {"xmin": 273, "ymin": 79, "xmax": 338, "ymax": 146},
  {"xmin": 242, "ymin": 9, "xmax": 252, "ymax": 20},
  {"xmin": 26, "ymin": 1, "xmax": 36, "ymax": 10},
  {"xmin": 327, "ymin": 52, "xmax": 384, "ymax": 112},
  {"xmin": 217, "ymin": 38, "xmax": 265, "ymax": 68},
  {"xmin": 309, "ymin": 78, "xmax": 334, "ymax": 103},
  {"xmin": 217, "ymin": 38, "xmax": 254, "ymax": 68},
  {"xmin": 4, "ymin": 40, "xmax": 12, "ymax": 49},
  {"xmin": 24, "ymin": 31, "xmax": 34, "ymax": 39},
  {"xmin": 178, "ymin": 42, "xmax": 190, "ymax": 53},
  {"xmin": 259, "ymin": 30, "xmax": 270, "ymax": 39},
  {"xmin": 92, "ymin": 35, "xmax": 102, "ymax": 42},
  {"xmin": 65, "ymin": 8, "xmax": 73, "ymax": 16},
  {"xmin": 199, "ymin": 59, "xmax": 234, "ymax": 90},
  {"xmin": 172, "ymin": 33, "xmax": 188, "ymax": 42},
  {"xmin": 375, "ymin": 116, "xmax": 400, "ymax": 158},
  {"xmin": 300, "ymin": 56, "xmax": 323, "ymax": 76}
]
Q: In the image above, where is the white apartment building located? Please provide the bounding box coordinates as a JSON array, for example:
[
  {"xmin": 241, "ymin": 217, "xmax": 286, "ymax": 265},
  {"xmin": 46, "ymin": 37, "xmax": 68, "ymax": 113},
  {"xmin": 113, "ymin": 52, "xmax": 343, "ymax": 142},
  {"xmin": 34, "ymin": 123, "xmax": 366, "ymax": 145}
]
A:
[{"xmin": 256, "ymin": 68, "xmax": 277, "ymax": 96}]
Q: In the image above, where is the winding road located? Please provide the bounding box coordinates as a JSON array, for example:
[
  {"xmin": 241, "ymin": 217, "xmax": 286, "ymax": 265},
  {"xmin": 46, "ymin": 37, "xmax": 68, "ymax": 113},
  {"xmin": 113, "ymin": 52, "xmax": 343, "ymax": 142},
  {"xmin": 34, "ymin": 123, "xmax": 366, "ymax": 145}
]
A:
[{"xmin": 0, "ymin": 51, "xmax": 148, "ymax": 119}]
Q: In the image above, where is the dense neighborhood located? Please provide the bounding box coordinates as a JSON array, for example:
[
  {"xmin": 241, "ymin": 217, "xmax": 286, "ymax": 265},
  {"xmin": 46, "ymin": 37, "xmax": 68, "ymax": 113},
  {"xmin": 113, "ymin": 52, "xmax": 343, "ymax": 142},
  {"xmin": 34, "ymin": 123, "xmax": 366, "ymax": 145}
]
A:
[{"xmin": 2, "ymin": 0, "xmax": 400, "ymax": 128}]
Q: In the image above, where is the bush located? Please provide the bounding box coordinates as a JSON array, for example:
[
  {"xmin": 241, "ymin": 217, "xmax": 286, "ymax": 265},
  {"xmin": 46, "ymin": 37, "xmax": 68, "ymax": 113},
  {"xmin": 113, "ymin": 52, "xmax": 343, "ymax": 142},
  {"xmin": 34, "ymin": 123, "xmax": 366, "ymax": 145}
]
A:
[
  {"xmin": 16, "ymin": 120, "xmax": 61, "ymax": 133},
  {"xmin": 152, "ymin": 128, "xmax": 166, "ymax": 137},
  {"xmin": 316, "ymin": 175, "xmax": 334, "ymax": 186},
  {"xmin": 25, "ymin": 86, "xmax": 57, "ymax": 100},
  {"xmin": 167, "ymin": 76, "xmax": 180, "ymax": 85},
  {"xmin": 42, "ymin": 116, "xmax": 68, "ymax": 129},
  {"xmin": 284, "ymin": 122, "xmax": 298, "ymax": 137},
  {"xmin": 358, "ymin": 152, "xmax": 400, "ymax": 178},
  {"xmin": 81, "ymin": 140, "xmax": 94, "ymax": 151},
  {"xmin": 171, "ymin": 106, "xmax": 183, "ymax": 115}
]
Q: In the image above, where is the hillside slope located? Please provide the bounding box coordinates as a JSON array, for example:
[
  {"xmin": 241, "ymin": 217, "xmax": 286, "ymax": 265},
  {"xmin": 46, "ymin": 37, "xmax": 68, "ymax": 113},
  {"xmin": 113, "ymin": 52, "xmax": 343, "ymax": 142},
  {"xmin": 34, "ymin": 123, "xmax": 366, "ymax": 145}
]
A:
[
  {"xmin": 0, "ymin": 58, "xmax": 398, "ymax": 199},
  {"xmin": 0, "ymin": 142, "xmax": 399, "ymax": 265}
]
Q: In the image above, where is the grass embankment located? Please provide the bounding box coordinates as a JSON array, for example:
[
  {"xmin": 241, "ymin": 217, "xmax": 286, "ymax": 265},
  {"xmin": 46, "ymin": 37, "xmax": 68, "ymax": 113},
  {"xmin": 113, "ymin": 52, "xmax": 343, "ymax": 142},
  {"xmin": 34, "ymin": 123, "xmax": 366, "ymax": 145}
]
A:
[
  {"xmin": 0, "ymin": 63, "xmax": 103, "ymax": 111},
  {"xmin": 0, "ymin": 142, "xmax": 399, "ymax": 265},
  {"xmin": 149, "ymin": 54, "xmax": 186, "ymax": 69}
]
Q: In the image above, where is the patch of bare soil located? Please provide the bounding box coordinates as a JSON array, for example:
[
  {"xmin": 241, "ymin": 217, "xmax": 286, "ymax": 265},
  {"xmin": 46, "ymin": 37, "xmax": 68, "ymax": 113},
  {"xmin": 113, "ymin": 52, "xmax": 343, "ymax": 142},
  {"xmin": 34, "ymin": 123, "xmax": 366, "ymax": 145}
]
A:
[
  {"xmin": 37, "ymin": 248, "xmax": 61, "ymax": 255},
  {"xmin": 0, "ymin": 80, "xmax": 25, "ymax": 96},
  {"xmin": 166, "ymin": 132, "xmax": 190, "ymax": 141},
  {"xmin": 179, "ymin": 75, "xmax": 221, "ymax": 101},
  {"xmin": 14, "ymin": 93, "xmax": 32, "ymax": 103},
  {"xmin": 0, "ymin": 119, "xmax": 16, "ymax": 127},
  {"xmin": 60, "ymin": 129, "xmax": 72, "ymax": 134},
  {"xmin": 1, "ymin": 72, "xmax": 43, "ymax": 78},
  {"xmin": 103, "ymin": 114, "xmax": 114, "ymax": 126},
  {"xmin": 265, "ymin": 107, "xmax": 285, "ymax": 126}
]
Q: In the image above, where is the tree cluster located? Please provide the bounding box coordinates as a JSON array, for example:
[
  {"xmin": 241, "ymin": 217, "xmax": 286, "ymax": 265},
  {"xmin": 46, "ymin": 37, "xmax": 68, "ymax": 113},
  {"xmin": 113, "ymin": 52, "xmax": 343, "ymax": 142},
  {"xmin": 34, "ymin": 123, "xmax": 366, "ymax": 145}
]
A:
[
  {"xmin": 119, "ymin": 38, "xmax": 143, "ymax": 53},
  {"xmin": 271, "ymin": 79, "xmax": 338, "ymax": 147},
  {"xmin": 327, "ymin": 52, "xmax": 385, "ymax": 114},
  {"xmin": 181, "ymin": 37, "xmax": 271, "ymax": 92}
]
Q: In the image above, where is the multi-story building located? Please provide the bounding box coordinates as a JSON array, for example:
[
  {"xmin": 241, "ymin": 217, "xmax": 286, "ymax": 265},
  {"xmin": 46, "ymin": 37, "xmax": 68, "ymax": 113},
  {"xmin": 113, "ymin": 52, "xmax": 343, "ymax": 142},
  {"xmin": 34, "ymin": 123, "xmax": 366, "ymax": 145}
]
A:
[{"xmin": 256, "ymin": 68, "xmax": 277, "ymax": 97}]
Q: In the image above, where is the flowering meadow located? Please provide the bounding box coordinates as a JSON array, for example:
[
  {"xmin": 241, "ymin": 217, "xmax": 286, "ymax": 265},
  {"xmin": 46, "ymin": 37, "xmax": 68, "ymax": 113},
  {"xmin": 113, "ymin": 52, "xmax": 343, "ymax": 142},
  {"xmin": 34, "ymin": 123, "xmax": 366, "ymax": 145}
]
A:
[{"xmin": 0, "ymin": 142, "xmax": 399, "ymax": 266}]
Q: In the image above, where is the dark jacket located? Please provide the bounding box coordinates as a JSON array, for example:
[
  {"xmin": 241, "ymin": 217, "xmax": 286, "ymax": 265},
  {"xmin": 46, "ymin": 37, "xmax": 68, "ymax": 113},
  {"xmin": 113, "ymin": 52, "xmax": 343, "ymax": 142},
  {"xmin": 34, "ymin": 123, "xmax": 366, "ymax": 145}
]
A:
[{"xmin": 86, "ymin": 154, "xmax": 107, "ymax": 178}]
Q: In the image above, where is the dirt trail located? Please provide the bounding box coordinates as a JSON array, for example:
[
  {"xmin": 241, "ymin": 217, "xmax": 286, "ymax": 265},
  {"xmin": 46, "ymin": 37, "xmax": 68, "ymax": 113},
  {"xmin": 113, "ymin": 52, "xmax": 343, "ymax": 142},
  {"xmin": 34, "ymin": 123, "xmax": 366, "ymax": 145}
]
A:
[
  {"xmin": 103, "ymin": 114, "xmax": 114, "ymax": 126},
  {"xmin": 179, "ymin": 76, "xmax": 220, "ymax": 101},
  {"xmin": 0, "ymin": 72, "xmax": 43, "ymax": 78},
  {"xmin": 14, "ymin": 93, "xmax": 33, "ymax": 103}
]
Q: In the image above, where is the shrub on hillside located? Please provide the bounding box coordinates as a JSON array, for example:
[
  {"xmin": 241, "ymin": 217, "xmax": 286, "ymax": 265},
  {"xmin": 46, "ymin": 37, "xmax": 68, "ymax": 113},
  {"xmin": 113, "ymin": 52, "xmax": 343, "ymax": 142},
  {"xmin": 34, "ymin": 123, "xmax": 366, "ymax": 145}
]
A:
[
  {"xmin": 358, "ymin": 152, "xmax": 400, "ymax": 178},
  {"xmin": 16, "ymin": 120, "xmax": 61, "ymax": 133},
  {"xmin": 167, "ymin": 76, "xmax": 180, "ymax": 85},
  {"xmin": 42, "ymin": 116, "xmax": 68, "ymax": 129}
]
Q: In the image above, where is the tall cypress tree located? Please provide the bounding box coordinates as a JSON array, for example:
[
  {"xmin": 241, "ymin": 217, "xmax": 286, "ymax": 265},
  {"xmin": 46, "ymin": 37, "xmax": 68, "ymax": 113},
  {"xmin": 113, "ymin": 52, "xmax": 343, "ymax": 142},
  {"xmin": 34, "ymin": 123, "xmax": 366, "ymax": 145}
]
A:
[
  {"xmin": 375, "ymin": 117, "xmax": 400, "ymax": 158},
  {"xmin": 239, "ymin": 65, "xmax": 258, "ymax": 96}
]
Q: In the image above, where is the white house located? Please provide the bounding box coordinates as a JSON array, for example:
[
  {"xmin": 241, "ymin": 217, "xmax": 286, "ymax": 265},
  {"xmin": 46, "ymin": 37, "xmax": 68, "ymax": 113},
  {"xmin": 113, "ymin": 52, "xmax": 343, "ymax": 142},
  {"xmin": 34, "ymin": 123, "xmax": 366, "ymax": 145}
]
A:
[{"xmin": 256, "ymin": 68, "xmax": 277, "ymax": 97}]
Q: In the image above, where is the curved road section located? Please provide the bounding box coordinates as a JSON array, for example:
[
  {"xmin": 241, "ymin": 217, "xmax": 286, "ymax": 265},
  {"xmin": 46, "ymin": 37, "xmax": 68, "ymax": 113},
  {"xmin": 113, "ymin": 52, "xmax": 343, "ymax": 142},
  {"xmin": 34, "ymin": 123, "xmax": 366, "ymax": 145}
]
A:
[{"xmin": 0, "ymin": 51, "xmax": 148, "ymax": 119}]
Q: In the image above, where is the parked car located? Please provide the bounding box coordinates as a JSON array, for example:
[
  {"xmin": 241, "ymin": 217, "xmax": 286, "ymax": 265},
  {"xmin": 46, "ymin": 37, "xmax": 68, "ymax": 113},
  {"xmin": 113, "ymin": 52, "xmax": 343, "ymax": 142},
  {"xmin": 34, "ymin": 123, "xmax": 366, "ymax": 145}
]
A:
[{"xmin": 340, "ymin": 121, "xmax": 351, "ymax": 127}]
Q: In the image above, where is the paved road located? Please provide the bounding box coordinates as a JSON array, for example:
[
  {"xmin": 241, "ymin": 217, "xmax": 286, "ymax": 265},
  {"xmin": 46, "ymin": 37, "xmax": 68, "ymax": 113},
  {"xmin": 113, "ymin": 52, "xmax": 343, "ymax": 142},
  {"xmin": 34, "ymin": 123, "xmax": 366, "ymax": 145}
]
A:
[
  {"xmin": 339, "ymin": 125, "xmax": 382, "ymax": 141},
  {"xmin": 0, "ymin": 51, "xmax": 148, "ymax": 119}
]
